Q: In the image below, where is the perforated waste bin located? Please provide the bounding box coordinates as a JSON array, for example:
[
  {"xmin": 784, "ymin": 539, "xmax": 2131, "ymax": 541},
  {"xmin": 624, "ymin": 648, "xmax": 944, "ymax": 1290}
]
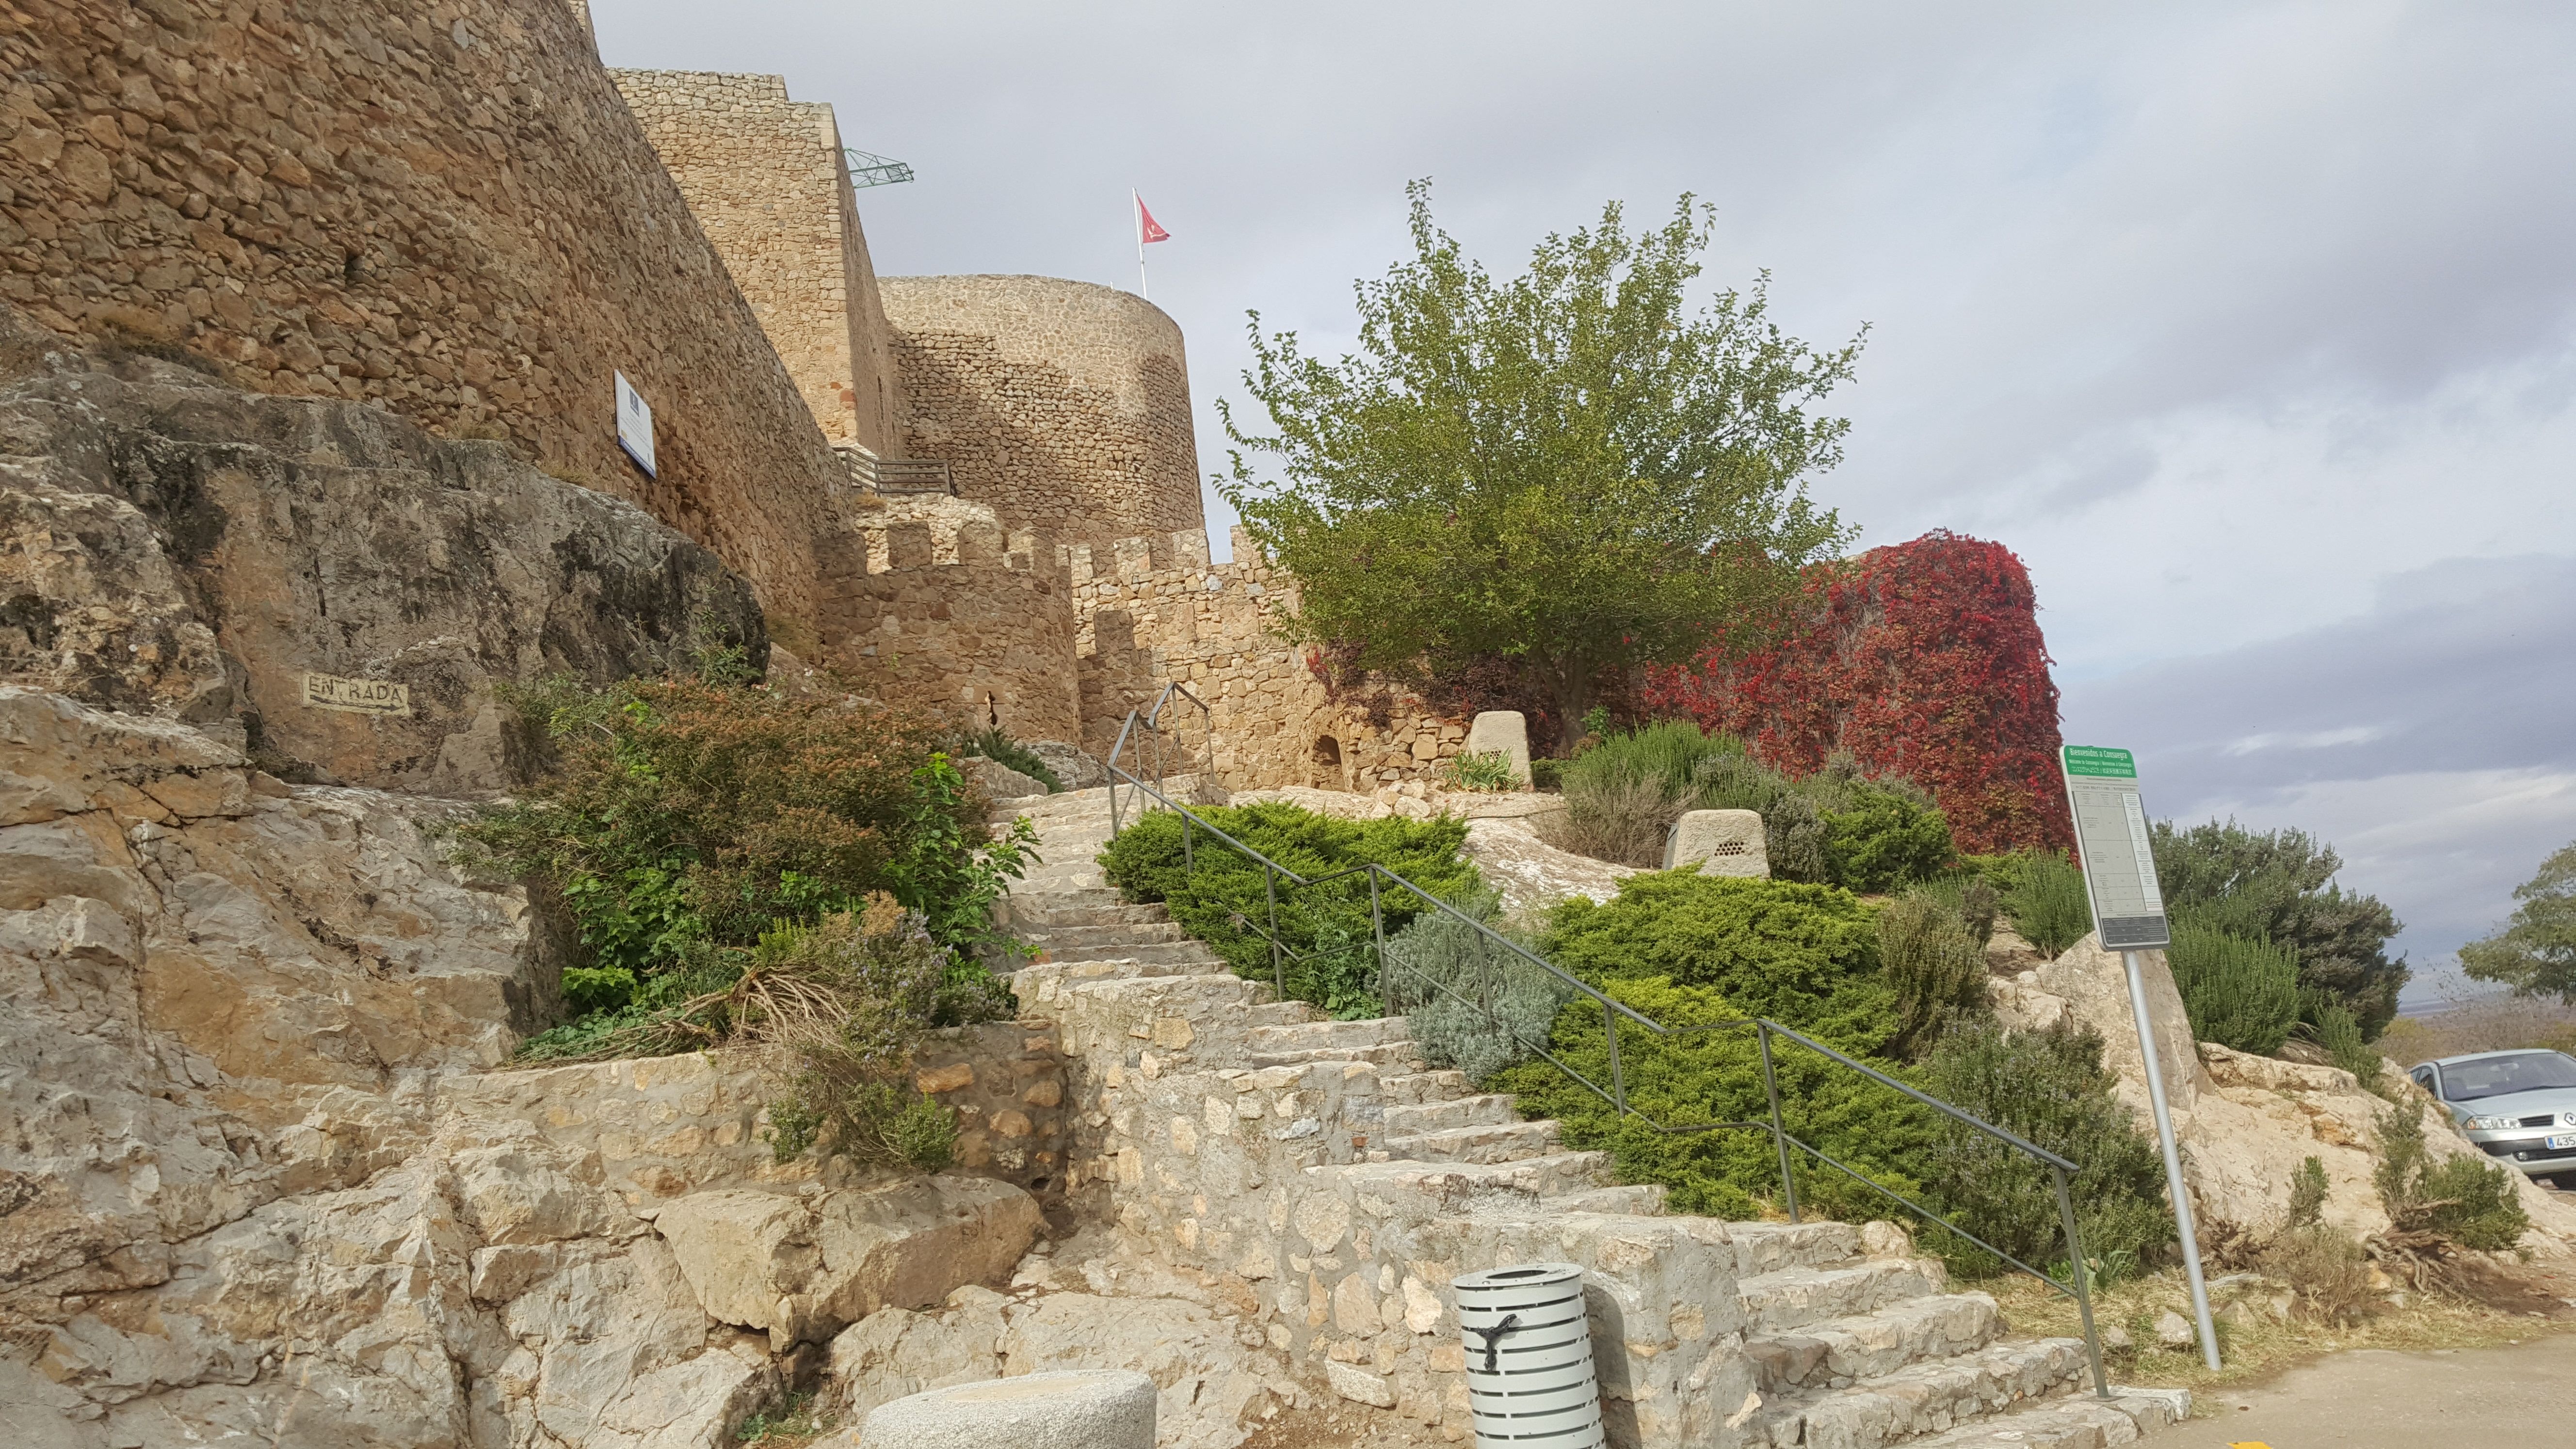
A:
[{"xmin": 1452, "ymin": 1262, "xmax": 1606, "ymax": 1449}]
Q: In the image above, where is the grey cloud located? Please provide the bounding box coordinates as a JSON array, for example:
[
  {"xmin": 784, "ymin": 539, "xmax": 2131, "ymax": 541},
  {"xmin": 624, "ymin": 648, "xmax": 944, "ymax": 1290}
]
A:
[{"xmin": 2061, "ymin": 554, "xmax": 2576, "ymax": 794}]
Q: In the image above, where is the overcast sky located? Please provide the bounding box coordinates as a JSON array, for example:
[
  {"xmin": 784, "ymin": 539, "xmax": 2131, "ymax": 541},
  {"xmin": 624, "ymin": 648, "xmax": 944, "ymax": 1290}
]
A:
[{"xmin": 593, "ymin": 1, "xmax": 2576, "ymax": 1009}]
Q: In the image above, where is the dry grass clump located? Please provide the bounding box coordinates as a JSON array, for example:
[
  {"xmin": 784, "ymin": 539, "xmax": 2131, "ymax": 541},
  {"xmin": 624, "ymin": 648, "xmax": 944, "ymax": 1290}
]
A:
[{"xmin": 1992, "ymin": 1263, "xmax": 2568, "ymax": 1396}]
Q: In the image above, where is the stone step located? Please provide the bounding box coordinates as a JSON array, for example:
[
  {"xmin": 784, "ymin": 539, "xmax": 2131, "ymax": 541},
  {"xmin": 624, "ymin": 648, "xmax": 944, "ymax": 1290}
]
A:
[
  {"xmin": 1008, "ymin": 959, "xmax": 1206, "ymax": 994},
  {"xmin": 1744, "ymin": 1336, "xmax": 2089, "ymax": 1449},
  {"xmin": 1744, "ymin": 1290, "xmax": 2001, "ymax": 1395},
  {"xmin": 1249, "ymin": 1039, "xmax": 1424, "ymax": 1069},
  {"xmin": 1381, "ymin": 1092, "xmax": 1520, "ymax": 1135},
  {"xmin": 1005, "ymin": 900, "xmax": 1173, "ymax": 930},
  {"xmin": 1019, "ymin": 921, "xmax": 1192, "ymax": 950},
  {"xmin": 1247, "ymin": 1001, "xmax": 1319, "ymax": 1028},
  {"xmin": 1740, "ymin": 1257, "xmax": 1946, "ymax": 1334},
  {"xmin": 1006, "ymin": 882, "xmax": 1128, "ymax": 908},
  {"xmin": 1026, "ymin": 830, "xmax": 1114, "ymax": 853},
  {"xmin": 1546, "ymin": 1184, "xmax": 1667, "ymax": 1215},
  {"xmin": 1905, "ymin": 1388, "xmax": 2189, "ymax": 1449},
  {"xmin": 1708, "ymin": 1219, "xmax": 1866, "ymax": 1277},
  {"xmin": 1245, "ymin": 1017, "xmax": 1415, "ymax": 1054},
  {"xmin": 1018, "ymin": 863, "xmax": 1114, "ymax": 886},
  {"xmin": 1384, "ymin": 1119, "xmax": 1562, "ymax": 1166},
  {"xmin": 1336, "ymin": 1149, "xmax": 1615, "ymax": 1204},
  {"xmin": 1038, "ymin": 941, "xmax": 1228, "ymax": 967},
  {"xmin": 1378, "ymin": 1070, "xmax": 1472, "ymax": 1105}
]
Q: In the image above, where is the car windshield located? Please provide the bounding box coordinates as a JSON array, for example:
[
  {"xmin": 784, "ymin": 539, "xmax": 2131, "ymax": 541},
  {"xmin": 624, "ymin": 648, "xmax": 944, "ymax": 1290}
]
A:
[{"xmin": 2441, "ymin": 1052, "xmax": 2576, "ymax": 1102}]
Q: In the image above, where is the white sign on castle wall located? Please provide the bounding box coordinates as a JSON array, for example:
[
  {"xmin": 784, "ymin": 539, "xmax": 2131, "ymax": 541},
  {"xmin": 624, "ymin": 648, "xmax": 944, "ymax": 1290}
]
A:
[{"xmin": 615, "ymin": 370, "xmax": 657, "ymax": 478}]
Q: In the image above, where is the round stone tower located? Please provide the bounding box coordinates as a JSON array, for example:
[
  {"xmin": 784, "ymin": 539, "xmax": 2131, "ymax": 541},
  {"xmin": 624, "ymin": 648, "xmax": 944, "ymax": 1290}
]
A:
[{"xmin": 878, "ymin": 276, "xmax": 1204, "ymax": 548}]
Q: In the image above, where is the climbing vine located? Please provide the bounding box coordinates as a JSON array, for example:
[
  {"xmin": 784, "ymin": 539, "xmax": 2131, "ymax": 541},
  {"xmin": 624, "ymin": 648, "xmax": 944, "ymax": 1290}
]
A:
[{"xmin": 1640, "ymin": 531, "xmax": 2072, "ymax": 855}]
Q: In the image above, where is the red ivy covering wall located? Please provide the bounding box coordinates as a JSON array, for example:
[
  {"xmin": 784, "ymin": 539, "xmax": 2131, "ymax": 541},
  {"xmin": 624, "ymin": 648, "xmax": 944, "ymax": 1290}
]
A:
[{"xmin": 1639, "ymin": 531, "xmax": 2073, "ymax": 855}]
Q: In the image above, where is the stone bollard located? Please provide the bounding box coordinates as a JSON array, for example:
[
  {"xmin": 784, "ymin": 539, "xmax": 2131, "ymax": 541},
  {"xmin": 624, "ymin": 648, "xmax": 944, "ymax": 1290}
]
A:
[
  {"xmin": 1463, "ymin": 711, "xmax": 1531, "ymax": 788},
  {"xmin": 858, "ymin": 1369, "xmax": 1155, "ymax": 1449},
  {"xmin": 1663, "ymin": 808, "xmax": 1769, "ymax": 877}
]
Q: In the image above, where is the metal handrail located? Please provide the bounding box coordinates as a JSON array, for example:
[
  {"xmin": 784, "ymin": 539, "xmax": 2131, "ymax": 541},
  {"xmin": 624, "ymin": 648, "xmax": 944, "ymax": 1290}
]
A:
[{"xmin": 1095, "ymin": 710, "xmax": 2111, "ymax": 1397}]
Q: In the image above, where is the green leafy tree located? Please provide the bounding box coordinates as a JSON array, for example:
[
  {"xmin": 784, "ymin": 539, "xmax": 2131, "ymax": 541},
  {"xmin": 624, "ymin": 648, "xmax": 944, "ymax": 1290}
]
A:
[
  {"xmin": 1220, "ymin": 183, "xmax": 1862, "ymax": 733},
  {"xmin": 2460, "ymin": 840, "xmax": 2576, "ymax": 1002},
  {"xmin": 2150, "ymin": 818, "xmax": 2406, "ymax": 1037}
]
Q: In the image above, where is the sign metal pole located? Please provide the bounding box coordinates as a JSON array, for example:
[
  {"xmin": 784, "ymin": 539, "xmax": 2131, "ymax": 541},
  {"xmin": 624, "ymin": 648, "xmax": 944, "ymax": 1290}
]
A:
[{"xmin": 2059, "ymin": 745, "xmax": 2219, "ymax": 1370}]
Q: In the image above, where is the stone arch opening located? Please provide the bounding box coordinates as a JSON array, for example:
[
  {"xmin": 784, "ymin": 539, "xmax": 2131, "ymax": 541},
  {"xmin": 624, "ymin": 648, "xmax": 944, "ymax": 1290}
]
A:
[{"xmin": 1312, "ymin": 735, "xmax": 1342, "ymax": 768}]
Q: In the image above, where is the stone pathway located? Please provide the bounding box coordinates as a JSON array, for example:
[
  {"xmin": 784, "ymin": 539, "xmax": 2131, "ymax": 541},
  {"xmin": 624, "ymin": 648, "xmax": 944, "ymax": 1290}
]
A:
[{"xmin": 994, "ymin": 786, "xmax": 2191, "ymax": 1449}]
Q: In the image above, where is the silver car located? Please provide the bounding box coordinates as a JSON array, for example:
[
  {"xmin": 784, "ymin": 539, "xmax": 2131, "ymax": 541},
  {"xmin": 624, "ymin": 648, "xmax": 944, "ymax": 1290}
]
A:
[{"xmin": 2408, "ymin": 1049, "xmax": 2576, "ymax": 1184}]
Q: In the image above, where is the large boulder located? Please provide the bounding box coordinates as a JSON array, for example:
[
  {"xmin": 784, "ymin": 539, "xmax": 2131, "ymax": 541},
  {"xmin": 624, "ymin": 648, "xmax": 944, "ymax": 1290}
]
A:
[
  {"xmin": 656, "ymin": 1177, "xmax": 1042, "ymax": 1350},
  {"xmin": 826, "ymin": 1286, "xmax": 1298, "ymax": 1449},
  {"xmin": 0, "ymin": 318, "xmax": 763, "ymax": 796}
]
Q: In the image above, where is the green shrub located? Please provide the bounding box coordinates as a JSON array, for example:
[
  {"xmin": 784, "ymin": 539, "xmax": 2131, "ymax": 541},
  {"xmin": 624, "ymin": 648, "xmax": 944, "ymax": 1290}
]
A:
[
  {"xmin": 1880, "ymin": 891, "xmax": 1993, "ymax": 1061},
  {"xmin": 1488, "ymin": 874, "xmax": 1925, "ymax": 1217},
  {"xmin": 1492, "ymin": 975, "xmax": 1932, "ymax": 1220},
  {"xmin": 1823, "ymin": 782, "xmax": 1953, "ymax": 893},
  {"xmin": 1997, "ymin": 851, "xmax": 2093, "ymax": 958},
  {"xmin": 1530, "ymin": 758, "xmax": 1565, "ymax": 791},
  {"xmin": 1542, "ymin": 874, "xmax": 1893, "ymax": 1036},
  {"xmin": 2153, "ymin": 817, "xmax": 2406, "ymax": 1039},
  {"xmin": 456, "ymin": 671, "xmax": 1034, "ymax": 998},
  {"xmin": 1909, "ymin": 873, "xmax": 2000, "ymax": 945},
  {"xmin": 2167, "ymin": 917, "xmax": 2302, "ymax": 1055},
  {"xmin": 562, "ymin": 965, "xmax": 638, "ymax": 1015},
  {"xmin": 1556, "ymin": 721, "xmax": 1739, "ymax": 865},
  {"xmin": 960, "ymin": 727, "xmax": 1063, "ymax": 792},
  {"xmin": 2287, "ymin": 1154, "xmax": 2330, "ymax": 1229},
  {"xmin": 1556, "ymin": 728, "xmax": 1953, "ymax": 891},
  {"xmin": 1384, "ymin": 889, "xmax": 1574, "ymax": 1081},
  {"xmin": 1916, "ymin": 1019, "xmax": 2174, "ymax": 1280},
  {"xmin": 1098, "ymin": 801, "xmax": 1477, "ymax": 1015},
  {"xmin": 1443, "ymin": 749, "xmax": 1520, "ymax": 792},
  {"xmin": 2374, "ymin": 1106, "xmax": 2528, "ymax": 1252},
  {"xmin": 2309, "ymin": 998, "xmax": 2387, "ymax": 1094}
]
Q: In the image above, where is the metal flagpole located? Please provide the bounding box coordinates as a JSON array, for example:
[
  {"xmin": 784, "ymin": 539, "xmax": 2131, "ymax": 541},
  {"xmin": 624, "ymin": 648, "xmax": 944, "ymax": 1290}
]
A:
[
  {"xmin": 2123, "ymin": 947, "xmax": 2221, "ymax": 1369},
  {"xmin": 1133, "ymin": 190, "xmax": 1148, "ymax": 300}
]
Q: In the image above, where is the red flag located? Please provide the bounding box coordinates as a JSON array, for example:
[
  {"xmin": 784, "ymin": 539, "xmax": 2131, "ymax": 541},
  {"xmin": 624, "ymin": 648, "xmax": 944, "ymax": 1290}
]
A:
[{"xmin": 1136, "ymin": 194, "xmax": 1172, "ymax": 245}]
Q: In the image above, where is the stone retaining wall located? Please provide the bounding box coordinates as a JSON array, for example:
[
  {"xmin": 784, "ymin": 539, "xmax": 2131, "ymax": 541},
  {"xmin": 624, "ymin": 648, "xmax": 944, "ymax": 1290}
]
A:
[{"xmin": 0, "ymin": 0, "xmax": 846, "ymax": 627}]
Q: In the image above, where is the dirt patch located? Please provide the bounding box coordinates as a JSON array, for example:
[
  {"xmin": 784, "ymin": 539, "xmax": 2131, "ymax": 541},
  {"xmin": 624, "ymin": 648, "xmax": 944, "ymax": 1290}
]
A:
[{"xmin": 1990, "ymin": 1261, "xmax": 2576, "ymax": 1405}]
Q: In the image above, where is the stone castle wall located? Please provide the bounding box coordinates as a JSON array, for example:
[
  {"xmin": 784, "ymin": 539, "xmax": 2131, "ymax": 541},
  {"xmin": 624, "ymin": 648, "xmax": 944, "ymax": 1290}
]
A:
[
  {"xmin": 817, "ymin": 512, "xmax": 1083, "ymax": 743},
  {"xmin": 612, "ymin": 69, "xmax": 906, "ymax": 456},
  {"xmin": 882, "ymin": 275, "xmax": 1204, "ymax": 550},
  {"xmin": 0, "ymin": 0, "xmax": 847, "ymax": 627},
  {"xmin": 1070, "ymin": 526, "xmax": 1467, "ymax": 789}
]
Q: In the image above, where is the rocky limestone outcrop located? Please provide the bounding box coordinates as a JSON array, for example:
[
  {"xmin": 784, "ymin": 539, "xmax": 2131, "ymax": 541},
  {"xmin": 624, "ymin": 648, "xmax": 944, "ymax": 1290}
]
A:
[
  {"xmin": 0, "ymin": 304, "xmax": 763, "ymax": 797},
  {"xmin": 0, "ymin": 687, "xmax": 1046, "ymax": 1448},
  {"xmin": 1991, "ymin": 931, "xmax": 2576, "ymax": 1249}
]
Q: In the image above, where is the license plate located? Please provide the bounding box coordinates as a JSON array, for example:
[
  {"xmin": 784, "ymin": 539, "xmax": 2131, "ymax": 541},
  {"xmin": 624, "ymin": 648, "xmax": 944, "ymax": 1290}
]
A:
[{"xmin": 2547, "ymin": 1134, "xmax": 2576, "ymax": 1151}]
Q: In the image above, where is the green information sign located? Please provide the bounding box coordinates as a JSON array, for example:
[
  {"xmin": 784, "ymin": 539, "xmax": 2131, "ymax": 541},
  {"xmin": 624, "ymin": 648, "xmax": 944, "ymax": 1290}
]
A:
[
  {"xmin": 2060, "ymin": 744, "xmax": 2170, "ymax": 950},
  {"xmin": 2062, "ymin": 745, "xmax": 2137, "ymax": 779}
]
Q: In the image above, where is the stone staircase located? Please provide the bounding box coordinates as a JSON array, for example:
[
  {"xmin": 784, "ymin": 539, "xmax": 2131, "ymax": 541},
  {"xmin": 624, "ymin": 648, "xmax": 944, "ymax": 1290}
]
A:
[{"xmin": 995, "ymin": 787, "xmax": 2188, "ymax": 1449}]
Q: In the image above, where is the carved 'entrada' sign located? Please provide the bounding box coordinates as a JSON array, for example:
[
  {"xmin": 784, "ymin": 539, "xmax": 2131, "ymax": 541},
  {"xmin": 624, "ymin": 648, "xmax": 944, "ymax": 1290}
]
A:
[{"xmin": 302, "ymin": 672, "xmax": 411, "ymax": 716}]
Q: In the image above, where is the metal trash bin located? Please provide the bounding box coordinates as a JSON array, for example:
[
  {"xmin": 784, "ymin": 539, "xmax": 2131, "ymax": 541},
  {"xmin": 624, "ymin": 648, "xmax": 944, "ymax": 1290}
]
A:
[{"xmin": 1452, "ymin": 1262, "xmax": 1606, "ymax": 1449}]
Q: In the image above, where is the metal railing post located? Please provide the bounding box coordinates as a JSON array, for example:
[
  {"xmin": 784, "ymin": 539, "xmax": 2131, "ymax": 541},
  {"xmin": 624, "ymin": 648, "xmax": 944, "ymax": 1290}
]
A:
[
  {"xmin": 2053, "ymin": 1164, "xmax": 2110, "ymax": 1399},
  {"xmin": 1181, "ymin": 810, "xmax": 1193, "ymax": 872},
  {"xmin": 1264, "ymin": 862, "xmax": 1283, "ymax": 997},
  {"xmin": 1604, "ymin": 996, "xmax": 1627, "ymax": 1116},
  {"xmin": 1369, "ymin": 869, "xmax": 1387, "ymax": 1010},
  {"xmin": 1760, "ymin": 1022, "xmax": 1800, "ymax": 1224}
]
